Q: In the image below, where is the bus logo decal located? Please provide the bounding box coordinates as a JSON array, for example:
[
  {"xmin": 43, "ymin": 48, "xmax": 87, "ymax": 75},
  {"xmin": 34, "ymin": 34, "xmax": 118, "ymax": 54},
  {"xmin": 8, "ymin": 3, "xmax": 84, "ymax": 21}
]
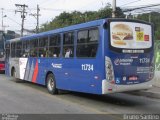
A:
[
  {"xmin": 51, "ymin": 63, "xmax": 62, "ymax": 69},
  {"xmin": 114, "ymin": 58, "xmax": 133, "ymax": 66},
  {"xmin": 114, "ymin": 58, "xmax": 120, "ymax": 65}
]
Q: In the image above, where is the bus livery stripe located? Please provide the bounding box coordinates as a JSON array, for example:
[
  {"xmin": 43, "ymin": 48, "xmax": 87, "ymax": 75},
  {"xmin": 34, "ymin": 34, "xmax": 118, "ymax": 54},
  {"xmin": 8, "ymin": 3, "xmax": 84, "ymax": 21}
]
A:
[
  {"xmin": 24, "ymin": 60, "xmax": 29, "ymax": 80},
  {"xmin": 32, "ymin": 60, "xmax": 39, "ymax": 83}
]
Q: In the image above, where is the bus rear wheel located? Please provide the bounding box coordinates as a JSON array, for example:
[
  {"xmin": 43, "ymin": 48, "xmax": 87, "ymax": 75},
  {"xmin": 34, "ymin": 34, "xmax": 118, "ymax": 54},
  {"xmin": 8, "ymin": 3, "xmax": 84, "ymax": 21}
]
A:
[{"xmin": 46, "ymin": 73, "xmax": 58, "ymax": 95}]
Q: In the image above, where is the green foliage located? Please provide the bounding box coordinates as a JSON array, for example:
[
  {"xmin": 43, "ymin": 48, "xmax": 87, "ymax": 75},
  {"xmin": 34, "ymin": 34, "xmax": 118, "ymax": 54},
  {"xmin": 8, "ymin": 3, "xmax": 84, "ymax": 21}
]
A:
[
  {"xmin": 39, "ymin": 6, "xmax": 160, "ymax": 40},
  {"xmin": 137, "ymin": 12, "xmax": 160, "ymax": 40},
  {"xmin": 40, "ymin": 4, "xmax": 125, "ymax": 32},
  {"xmin": 154, "ymin": 40, "xmax": 160, "ymax": 70}
]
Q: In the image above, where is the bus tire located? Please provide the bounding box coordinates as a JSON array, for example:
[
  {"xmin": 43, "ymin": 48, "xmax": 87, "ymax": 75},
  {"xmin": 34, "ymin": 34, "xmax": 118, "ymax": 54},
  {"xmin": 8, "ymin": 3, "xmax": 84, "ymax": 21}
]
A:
[{"xmin": 46, "ymin": 73, "xmax": 58, "ymax": 95}]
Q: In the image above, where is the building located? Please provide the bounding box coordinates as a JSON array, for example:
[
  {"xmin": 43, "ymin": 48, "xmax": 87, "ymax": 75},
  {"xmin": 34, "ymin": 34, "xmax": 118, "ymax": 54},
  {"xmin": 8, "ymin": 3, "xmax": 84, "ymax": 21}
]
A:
[{"xmin": 0, "ymin": 30, "xmax": 20, "ymax": 58}]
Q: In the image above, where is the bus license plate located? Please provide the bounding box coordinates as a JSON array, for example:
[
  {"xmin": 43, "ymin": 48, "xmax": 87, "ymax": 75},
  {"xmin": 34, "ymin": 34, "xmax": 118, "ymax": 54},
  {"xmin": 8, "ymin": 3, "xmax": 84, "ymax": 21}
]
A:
[{"xmin": 129, "ymin": 76, "xmax": 138, "ymax": 81}]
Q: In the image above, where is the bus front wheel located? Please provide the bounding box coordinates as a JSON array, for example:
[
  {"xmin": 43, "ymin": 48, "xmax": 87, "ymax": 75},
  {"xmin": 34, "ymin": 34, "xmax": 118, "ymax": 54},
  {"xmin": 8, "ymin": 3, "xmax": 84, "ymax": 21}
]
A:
[{"xmin": 46, "ymin": 73, "xmax": 58, "ymax": 95}]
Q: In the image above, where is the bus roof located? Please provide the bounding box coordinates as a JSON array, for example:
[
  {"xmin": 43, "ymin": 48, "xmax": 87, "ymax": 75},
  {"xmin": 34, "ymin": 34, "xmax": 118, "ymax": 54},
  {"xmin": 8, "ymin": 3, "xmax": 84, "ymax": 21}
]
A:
[{"xmin": 8, "ymin": 18, "xmax": 106, "ymax": 42}]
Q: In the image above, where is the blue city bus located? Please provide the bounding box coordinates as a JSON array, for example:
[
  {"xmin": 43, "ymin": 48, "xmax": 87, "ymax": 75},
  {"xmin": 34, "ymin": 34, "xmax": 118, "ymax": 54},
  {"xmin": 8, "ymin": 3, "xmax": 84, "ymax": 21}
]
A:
[{"xmin": 5, "ymin": 18, "xmax": 154, "ymax": 95}]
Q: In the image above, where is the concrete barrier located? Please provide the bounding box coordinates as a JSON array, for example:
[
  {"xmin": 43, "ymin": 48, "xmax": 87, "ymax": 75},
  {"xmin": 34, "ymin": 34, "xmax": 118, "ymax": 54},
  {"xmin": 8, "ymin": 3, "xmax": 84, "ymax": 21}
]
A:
[{"xmin": 154, "ymin": 71, "xmax": 160, "ymax": 87}]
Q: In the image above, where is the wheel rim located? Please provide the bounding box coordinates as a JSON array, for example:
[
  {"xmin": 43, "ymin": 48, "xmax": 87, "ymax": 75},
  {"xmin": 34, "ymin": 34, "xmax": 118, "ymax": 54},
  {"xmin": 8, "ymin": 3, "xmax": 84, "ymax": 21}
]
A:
[{"xmin": 48, "ymin": 78, "xmax": 54, "ymax": 91}]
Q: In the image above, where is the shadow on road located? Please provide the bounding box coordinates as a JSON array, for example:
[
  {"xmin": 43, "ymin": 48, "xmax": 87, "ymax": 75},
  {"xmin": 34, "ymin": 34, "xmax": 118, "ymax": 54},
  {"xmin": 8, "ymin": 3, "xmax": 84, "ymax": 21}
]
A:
[{"xmin": 9, "ymin": 78, "xmax": 148, "ymax": 108}]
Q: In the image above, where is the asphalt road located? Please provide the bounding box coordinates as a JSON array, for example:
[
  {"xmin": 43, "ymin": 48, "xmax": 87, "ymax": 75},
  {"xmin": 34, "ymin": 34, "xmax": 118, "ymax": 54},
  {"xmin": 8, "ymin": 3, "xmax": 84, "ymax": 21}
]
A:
[{"xmin": 0, "ymin": 74, "xmax": 160, "ymax": 119}]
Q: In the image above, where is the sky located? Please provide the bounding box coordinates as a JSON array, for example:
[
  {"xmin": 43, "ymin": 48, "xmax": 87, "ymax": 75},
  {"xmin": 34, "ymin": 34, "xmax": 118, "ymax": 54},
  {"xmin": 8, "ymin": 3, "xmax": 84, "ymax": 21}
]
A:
[{"xmin": 0, "ymin": 0, "xmax": 160, "ymax": 34}]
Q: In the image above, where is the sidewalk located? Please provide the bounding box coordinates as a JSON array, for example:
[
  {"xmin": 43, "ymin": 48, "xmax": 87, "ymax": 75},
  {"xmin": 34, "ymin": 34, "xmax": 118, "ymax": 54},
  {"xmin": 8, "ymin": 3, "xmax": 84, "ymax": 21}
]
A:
[
  {"xmin": 154, "ymin": 71, "xmax": 160, "ymax": 87},
  {"xmin": 137, "ymin": 86, "xmax": 160, "ymax": 99},
  {"xmin": 146, "ymin": 71, "xmax": 160, "ymax": 99},
  {"xmin": 130, "ymin": 72, "xmax": 160, "ymax": 99}
]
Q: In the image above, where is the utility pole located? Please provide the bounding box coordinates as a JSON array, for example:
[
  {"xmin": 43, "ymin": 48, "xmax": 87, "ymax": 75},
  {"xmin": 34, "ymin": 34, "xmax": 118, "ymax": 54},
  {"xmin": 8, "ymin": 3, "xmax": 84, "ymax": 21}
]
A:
[
  {"xmin": 30, "ymin": 4, "xmax": 40, "ymax": 33},
  {"xmin": 1, "ymin": 8, "xmax": 4, "ymax": 31},
  {"xmin": 37, "ymin": 5, "xmax": 40, "ymax": 33},
  {"xmin": 112, "ymin": 0, "xmax": 116, "ymax": 18},
  {"xmin": 1, "ymin": 8, "xmax": 7, "ymax": 51},
  {"xmin": 15, "ymin": 4, "xmax": 28, "ymax": 36},
  {"xmin": 149, "ymin": 12, "xmax": 151, "ymax": 22}
]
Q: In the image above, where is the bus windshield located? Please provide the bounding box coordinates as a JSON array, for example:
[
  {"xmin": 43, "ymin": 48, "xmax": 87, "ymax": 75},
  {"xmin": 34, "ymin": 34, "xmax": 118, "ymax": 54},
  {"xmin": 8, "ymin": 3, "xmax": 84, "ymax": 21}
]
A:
[{"xmin": 110, "ymin": 21, "xmax": 152, "ymax": 53}]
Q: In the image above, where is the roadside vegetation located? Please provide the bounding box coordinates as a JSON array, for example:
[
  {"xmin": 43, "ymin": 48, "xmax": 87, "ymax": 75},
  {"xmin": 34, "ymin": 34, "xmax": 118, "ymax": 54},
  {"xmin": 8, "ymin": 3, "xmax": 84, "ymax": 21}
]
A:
[{"xmin": 40, "ymin": 4, "xmax": 160, "ymax": 40}]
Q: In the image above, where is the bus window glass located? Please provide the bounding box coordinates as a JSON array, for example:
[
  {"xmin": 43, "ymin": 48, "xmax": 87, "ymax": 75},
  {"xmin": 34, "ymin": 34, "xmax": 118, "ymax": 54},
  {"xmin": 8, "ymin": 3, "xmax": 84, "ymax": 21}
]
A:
[
  {"xmin": 6, "ymin": 49, "xmax": 10, "ymax": 59},
  {"xmin": 39, "ymin": 47, "xmax": 48, "ymax": 57},
  {"xmin": 49, "ymin": 34, "xmax": 61, "ymax": 57},
  {"xmin": 30, "ymin": 39, "xmax": 38, "ymax": 48},
  {"xmin": 39, "ymin": 37, "xmax": 48, "ymax": 57},
  {"xmin": 49, "ymin": 47, "xmax": 60, "ymax": 57},
  {"xmin": 89, "ymin": 29, "xmax": 99, "ymax": 42},
  {"xmin": 22, "ymin": 41, "xmax": 30, "ymax": 57},
  {"xmin": 16, "ymin": 41, "xmax": 22, "ymax": 49},
  {"xmin": 39, "ymin": 37, "xmax": 48, "ymax": 47},
  {"xmin": 16, "ymin": 41, "xmax": 22, "ymax": 57},
  {"xmin": 5, "ymin": 43, "xmax": 10, "ymax": 49},
  {"xmin": 5, "ymin": 43, "xmax": 10, "ymax": 59},
  {"xmin": 49, "ymin": 35, "xmax": 60, "ymax": 46},
  {"xmin": 11, "ymin": 42, "xmax": 16, "ymax": 58},
  {"xmin": 63, "ymin": 32, "xmax": 74, "ymax": 44},
  {"xmin": 63, "ymin": 32, "xmax": 74, "ymax": 58},
  {"xmin": 77, "ymin": 28, "xmax": 99, "ymax": 58},
  {"xmin": 77, "ymin": 30, "xmax": 88, "ymax": 43},
  {"xmin": 30, "ymin": 39, "xmax": 38, "ymax": 57}
]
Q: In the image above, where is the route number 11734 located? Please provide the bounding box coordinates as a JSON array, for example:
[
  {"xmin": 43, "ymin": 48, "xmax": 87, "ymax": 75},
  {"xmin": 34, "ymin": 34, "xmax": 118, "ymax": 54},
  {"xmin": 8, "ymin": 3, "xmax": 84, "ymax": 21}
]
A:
[{"xmin": 81, "ymin": 64, "xmax": 94, "ymax": 71}]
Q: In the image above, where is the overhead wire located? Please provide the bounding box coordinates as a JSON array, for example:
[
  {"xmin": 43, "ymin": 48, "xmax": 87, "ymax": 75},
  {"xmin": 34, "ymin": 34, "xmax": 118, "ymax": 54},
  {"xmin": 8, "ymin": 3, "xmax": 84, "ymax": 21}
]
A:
[
  {"xmin": 39, "ymin": 0, "xmax": 59, "ymax": 7},
  {"xmin": 120, "ymin": 0, "xmax": 141, "ymax": 7},
  {"xmin": 6, "ymin": 16, "xmax": 21, "ymax": 26}
]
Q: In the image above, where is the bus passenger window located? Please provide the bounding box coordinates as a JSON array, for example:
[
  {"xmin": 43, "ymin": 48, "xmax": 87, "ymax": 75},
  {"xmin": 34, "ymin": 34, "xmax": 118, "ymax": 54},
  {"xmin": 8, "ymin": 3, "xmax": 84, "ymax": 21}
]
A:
[
  {"xmin": 64, "ymin": 47, "xmax": 73, "ymax": 58},
  {"xmin": 30, "ymin": 39, "xmax": 38, "ymax": 57},
  {"xmin": 22, "ymin": 40, "xmax": 30, "ymax": 58},
  {"xmin": 15, "ymin": 41, "xmax": 23, "ymax": 58},
  {"xmin": 76, "ymin": 28, "xmax": 99, "ymax": 58},
  {"xmin": 11, "ymin": 42, "xmax": 16, "ymax": 58},
  {"xmin": 38, "ymin": 37, "xmax": 48, "ymax": 57},
  {"xmin": 5, "ymin": 43, "xmax": 10, "ymax": 59},
  {"xmin": 49, "ymin": 34, "xmax": 61, "ymax": 58},
  {"xmin": 63, "ymin": 32, "xmax": 74, "ymax": 58}
]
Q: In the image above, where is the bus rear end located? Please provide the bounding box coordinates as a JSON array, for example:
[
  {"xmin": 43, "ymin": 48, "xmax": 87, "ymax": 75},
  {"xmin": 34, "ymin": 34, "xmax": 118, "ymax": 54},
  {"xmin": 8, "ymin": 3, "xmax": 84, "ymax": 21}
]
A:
[
  {"xmin": 0, "ymin": 52, "xmax": 5, "ymax": 72},
  {"xmin": 0, "ymin": 61, "xmax": 5, "ymax": 71},
  {"xmin": 103, "ymin": 19, "xmax": 154, "ymax": 94}
]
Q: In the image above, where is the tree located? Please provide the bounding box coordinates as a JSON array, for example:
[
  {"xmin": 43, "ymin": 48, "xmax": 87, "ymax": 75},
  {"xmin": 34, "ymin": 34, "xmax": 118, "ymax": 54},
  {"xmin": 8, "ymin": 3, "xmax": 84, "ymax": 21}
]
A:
[
  {"xmin": 137, "ymin": 12, "xmax": 160, "ymax": 40},
  {"xmin": 39, "ymin": 4, "xmax": 125, "ymax": 32}
]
